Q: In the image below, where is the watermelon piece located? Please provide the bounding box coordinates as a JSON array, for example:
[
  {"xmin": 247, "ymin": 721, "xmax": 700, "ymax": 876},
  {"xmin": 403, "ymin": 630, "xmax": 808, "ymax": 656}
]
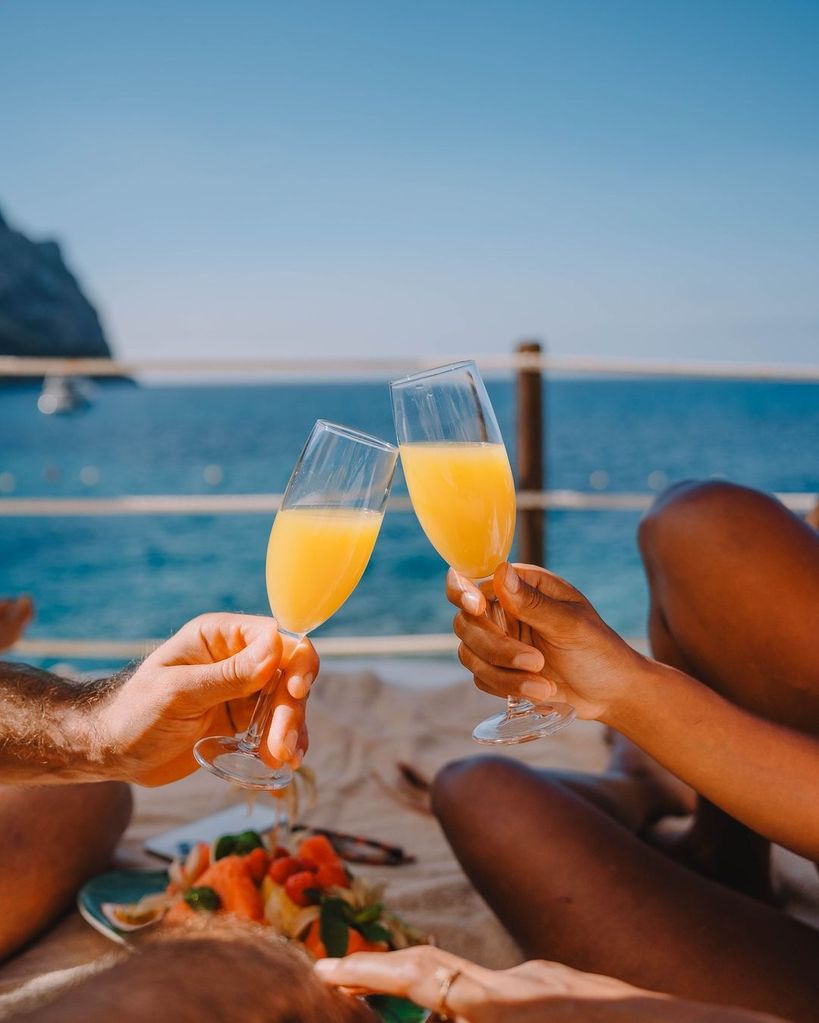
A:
[
  {"xmin": 347, "ymin": 928, "xmax": 389, "ymax": 954},
  {"xmin": 304, "ymin": 918, "xmax": 327, "ymax": 958},
  {"xmin": 303, "ymin": 918, "xmax": 388, "ymax": 959},
  {"xmin": 195, "ymin": 855, "xmax": 264, "ymax": 922}
]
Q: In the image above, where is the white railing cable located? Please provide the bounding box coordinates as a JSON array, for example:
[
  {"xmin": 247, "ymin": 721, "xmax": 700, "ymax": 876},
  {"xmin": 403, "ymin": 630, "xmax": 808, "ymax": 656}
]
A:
[
  {"xmin": 12, "ymin": 632, "xmax": 650, "ymax": 661},
  {"xmin": 13, "ymin": 633, "xmax": 460, "ymax": 661},
  {"xmin": 0, "ymin": 494, "xmax": 289, "ymax": 517},
  {"xmin": 2, "ymin": 354, "xmax": 819, "ymax": 381},
  {"xmin": 538, "ymin": 356, "xmax": 819, "ymax": 381},
  {"xmin": 11, "ymin": 633, "xmax": 649, "ymax": 661},
  {"xmin": 0, "ymin": 490, "xmax": 815, "ymax": 517}
]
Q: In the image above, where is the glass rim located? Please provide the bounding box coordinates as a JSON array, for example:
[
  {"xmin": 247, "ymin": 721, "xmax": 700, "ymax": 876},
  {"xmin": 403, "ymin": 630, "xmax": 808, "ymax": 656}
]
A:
[
  {"xmin": 313, "ymin": 419, "xmax": 397, "ymax": 453},
  {"xmin": 389, "ymin": 360, "xmax": 478, "ymax": 390}
]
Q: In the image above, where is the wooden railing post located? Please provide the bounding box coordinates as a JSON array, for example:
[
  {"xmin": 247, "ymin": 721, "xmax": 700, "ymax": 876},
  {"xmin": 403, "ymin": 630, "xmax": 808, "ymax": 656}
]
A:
[{"xmin": 515, "ymin": 339, "xmax": 545, "ymax": 566}]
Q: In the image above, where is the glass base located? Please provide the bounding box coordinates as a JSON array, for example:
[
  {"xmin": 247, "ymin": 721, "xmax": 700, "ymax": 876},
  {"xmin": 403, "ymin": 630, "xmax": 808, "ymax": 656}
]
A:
[
  {"xmin": 472, "ymin": 700, "xmax": 576, "ymax": 745},
  {"xmin": 193, "ymin": 735, "xmax": 294, "ymax": 791}
]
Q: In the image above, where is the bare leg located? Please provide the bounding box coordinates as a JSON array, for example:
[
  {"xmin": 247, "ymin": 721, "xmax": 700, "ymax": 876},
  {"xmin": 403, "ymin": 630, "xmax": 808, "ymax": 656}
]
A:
[
  {"xmin": 525, "ymin": 753, "xmax": 694, "ymax": 834},
  {"xmin": 433, "ymin": 757, "xmax": 819, "ymax": 1022},
  {"xmin": 603, "ymin": 727, "xmax": 695, "ymax": 822},
  {"xmin": 636, "ymin": 481, "xmax": 819, "ymax": 897},
  {"xmin": 0, "ymin": 782, "xmax": 132, "ymax": 960}
]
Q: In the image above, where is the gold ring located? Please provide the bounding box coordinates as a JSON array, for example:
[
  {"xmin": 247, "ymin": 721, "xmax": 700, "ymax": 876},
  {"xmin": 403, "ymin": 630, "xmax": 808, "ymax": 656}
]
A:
[{"xmin": 434, "ymin": 966, "xmax": 462, "ymax": 1020}]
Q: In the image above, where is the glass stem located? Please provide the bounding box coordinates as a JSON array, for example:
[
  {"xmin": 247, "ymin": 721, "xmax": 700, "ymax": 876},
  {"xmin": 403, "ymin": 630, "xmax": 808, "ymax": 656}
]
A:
[
  {"xmin": 236, "ymin": 634, "xmax": 304, "ymax": 755},
  {"xmin": 237, "ymin": 673, "xmax": 282, "ymax": 754},
  {"xmin": 481, "ymin": 583, "xmax": 530, "ymax": 721},
  {"xmin": 506, "ymin": 694, "xmax": 529, "ymax": 716}
]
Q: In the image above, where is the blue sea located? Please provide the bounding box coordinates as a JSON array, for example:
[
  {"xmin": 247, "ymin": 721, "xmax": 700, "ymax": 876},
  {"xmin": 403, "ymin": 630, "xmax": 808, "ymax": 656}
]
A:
[{"xmin": 2, "ymin": 378, "xmax": 818, "ymax": 666}]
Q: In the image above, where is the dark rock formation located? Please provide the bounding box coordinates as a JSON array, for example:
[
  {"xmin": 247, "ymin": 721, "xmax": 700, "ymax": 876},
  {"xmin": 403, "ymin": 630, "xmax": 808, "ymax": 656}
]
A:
[{"xmin": 0, "ymin": 207, "xmax": 111, "ymax": 359}]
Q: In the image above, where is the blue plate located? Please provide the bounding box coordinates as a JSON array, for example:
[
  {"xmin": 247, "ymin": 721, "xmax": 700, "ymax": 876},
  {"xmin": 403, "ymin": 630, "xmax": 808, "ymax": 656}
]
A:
[
  {"xmin": 78, "ymin": 870, "xmax": 429, "ymax": 1021},
  {"xmin": 78, "ymin": 869, "xmax": 169, "ymax": 943}
]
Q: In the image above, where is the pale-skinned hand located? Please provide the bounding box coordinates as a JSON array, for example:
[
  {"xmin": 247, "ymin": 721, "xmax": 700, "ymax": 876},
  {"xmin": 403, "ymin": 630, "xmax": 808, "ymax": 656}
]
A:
[
  {"xmin": 446, "ymin": 563, "xmax": 648, "ymax": 722},
  {"xmin": 316, "ymin": 946, "xmax": 659, "ymax": 1023},
  {"xmin": 96, "ymin": 613, "xmax": 318, "ymax": 786}
]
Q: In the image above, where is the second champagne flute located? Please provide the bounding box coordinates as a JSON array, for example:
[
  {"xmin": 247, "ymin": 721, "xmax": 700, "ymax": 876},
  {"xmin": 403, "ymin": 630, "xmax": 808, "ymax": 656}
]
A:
[
  {"xmin": 194, "ymin": 420, "xmax": 397, "ymax": 789},
  {"xmin": 391, "ymin": 360, "xmax": 575, "ymax": 744}
]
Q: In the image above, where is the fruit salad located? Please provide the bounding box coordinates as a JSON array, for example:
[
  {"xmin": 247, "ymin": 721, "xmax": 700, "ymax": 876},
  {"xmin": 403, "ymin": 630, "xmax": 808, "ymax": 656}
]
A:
[{"xmin": 105, "ymin": 829, "xmax": 422, "ymax": 959}]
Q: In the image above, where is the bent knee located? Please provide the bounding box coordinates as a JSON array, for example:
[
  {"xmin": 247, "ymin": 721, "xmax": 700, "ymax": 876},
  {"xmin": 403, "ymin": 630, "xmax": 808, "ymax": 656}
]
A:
[
  {"xmin": 638, "ymin": 480, "xmax": 781, "ymax": 568},
  {"xmin": 0, "ymin": 782, "xmax": 131, "ymax": 961},
  {"xmin": 432, "ymin": 756, "xmax": 540, "ymax": 822}
]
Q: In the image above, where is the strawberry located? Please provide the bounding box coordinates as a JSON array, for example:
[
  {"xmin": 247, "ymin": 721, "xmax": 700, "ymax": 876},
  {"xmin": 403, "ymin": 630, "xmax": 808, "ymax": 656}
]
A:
[
  {"xmin": 316, "ymin": 862, "xmax": 350, "ymax": 890},
  {"xmin": 267, "ymin": 855, "xmax": 314, "ymax": 885},
  {"xmin": 284, "ymin": 870, "xmax": 321, "ymax": 907},
  {"xmin": 243, "ymin": 847, "xmax": 270, "ymax": 885}
]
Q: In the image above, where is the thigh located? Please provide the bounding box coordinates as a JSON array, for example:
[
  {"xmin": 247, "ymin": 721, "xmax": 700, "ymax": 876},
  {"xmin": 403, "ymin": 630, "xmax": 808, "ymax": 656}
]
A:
[
  {"xmin": 433, "ymin": 757, "xmax": 819, "ymax": 1023},
  {"xmin": 639, "ymin": 481, "xmax": 819, "ymax": 730},
  {"xmin": 0, "ymin": 782, "xmax": 132, "ymax": 959}
]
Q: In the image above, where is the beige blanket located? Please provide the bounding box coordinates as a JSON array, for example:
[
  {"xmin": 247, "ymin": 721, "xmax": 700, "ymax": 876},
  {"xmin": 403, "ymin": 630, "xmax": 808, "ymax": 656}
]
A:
[{"xmin": 2, "ymin": 665, "xmax": 817, "ymax": 1015}]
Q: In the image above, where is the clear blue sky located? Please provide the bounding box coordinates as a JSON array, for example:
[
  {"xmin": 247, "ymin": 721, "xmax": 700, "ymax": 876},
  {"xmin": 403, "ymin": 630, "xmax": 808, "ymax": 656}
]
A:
[{"xmin": 2, "ymin": 0, "xmax": 818, "ymax": 362}]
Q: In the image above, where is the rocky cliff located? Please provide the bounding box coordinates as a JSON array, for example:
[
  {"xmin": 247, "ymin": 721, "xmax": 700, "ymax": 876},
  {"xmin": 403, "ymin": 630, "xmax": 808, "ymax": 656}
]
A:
[{"xmin": 0, "ymin": 207, "xmax": 111, "ymax": 359}]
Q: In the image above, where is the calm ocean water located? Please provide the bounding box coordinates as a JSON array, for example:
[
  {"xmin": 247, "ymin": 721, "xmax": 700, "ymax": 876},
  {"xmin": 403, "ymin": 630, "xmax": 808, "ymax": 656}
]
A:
[{"xmin": 2, "ymin": 378, "xmax": 818, "ymax": 667}]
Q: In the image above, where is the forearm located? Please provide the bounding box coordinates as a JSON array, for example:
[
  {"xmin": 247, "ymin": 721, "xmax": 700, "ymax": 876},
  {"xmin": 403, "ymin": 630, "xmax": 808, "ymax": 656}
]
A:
[
  {"xmin": 606, "ymin": 658, "xmax": 819, "ymax": 859},
  {"xmin": 578, "ymin": 994, "xmax": 790, "ymax": 1023},
  {"xmin": 19, "ymin": 938, "xmax": 270, "ymax": 1023},
  {"xmin": 0, "ymin": 661, "xmax": 119, "ymax": 784},
  {"xmin": 18, "ymin": 928, "xmax": 372, "ymax": 1023}
]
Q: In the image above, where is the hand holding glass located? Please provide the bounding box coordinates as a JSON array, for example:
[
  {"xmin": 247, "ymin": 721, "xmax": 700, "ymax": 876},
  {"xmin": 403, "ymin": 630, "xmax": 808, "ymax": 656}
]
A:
[
  {"xmin": 194, "ymin": 421, "xmax": 398, "ymax": 789},
  {"xmin": 391, "ymin": 361, "xmax": 575, "ymax": 744}
]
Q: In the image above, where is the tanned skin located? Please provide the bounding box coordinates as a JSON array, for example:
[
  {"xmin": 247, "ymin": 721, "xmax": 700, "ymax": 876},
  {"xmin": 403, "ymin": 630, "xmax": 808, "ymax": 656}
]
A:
[{"xmin": 429, "ymin": 482, "xmax": 819, "ymax": 1022}]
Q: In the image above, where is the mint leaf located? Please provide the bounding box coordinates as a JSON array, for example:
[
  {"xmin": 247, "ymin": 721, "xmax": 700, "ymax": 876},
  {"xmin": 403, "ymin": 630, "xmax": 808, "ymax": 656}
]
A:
[
  {"xmin": 356, "ymin": 921, "xmax": 391, "ymax": 945},
  {"xmin": 319, "ymin": 899, "xmax": 350, "ymax": 957},
  {"xmin": 354, "ymin": 903, "xmax": 383, "ymax": 925},
  {"xmin": 184, "ymin": 886, "xmax": 221, "ymax": 912},
  {"xmin": 234, "ymin": 830, "xmax": 264, "ymax": 855},
  {"xmin": 366, "ymin": 995, "xmax": 429, "ymax": 1023},
  {"xmin": 213, "ymin": 834, "xmax": 237, "ymax": 860},
  {"xmin": 340, "ymin": 901, "xmax": 359, "ymax": 924}
]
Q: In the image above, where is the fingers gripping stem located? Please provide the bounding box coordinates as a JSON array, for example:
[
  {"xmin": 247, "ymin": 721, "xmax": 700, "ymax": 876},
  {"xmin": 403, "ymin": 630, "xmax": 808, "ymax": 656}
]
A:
[
  {"xmin": 483, "ymin": 588, "xmax": 531, "ymax": 719},
  {"xmin": 238, "ymin": 670, "xmax": 284, "ymax": 752}
]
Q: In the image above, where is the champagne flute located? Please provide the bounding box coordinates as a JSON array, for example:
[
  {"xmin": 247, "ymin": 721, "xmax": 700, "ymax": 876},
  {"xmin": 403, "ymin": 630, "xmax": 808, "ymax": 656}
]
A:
[
  {"xmin": 390, "ymin": 360, "xmax": 575, "ymax": 744},
  {"xmin": 194, "ymin": 420, "xmax": 397, "ymax": 789}
]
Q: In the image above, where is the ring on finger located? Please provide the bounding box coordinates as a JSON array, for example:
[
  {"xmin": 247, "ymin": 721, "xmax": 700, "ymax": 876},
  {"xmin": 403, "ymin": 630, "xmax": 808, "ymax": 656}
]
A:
[{"xmin": 433, "ymin": 966, "xmax": 462, "ymax": 1021}]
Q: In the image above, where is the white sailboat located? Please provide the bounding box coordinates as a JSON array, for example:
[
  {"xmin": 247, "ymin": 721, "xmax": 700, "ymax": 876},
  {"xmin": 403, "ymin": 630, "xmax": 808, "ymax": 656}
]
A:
[{"xmin": 37, "ymin": 375, "xmax": 92, "ymax": 415}]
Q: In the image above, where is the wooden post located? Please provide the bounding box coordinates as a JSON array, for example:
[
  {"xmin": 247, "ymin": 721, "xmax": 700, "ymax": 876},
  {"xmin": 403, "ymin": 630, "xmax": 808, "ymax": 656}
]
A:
[{"xmin": 515, "ymin": 339, "xmax": 545, "ymax": 566}]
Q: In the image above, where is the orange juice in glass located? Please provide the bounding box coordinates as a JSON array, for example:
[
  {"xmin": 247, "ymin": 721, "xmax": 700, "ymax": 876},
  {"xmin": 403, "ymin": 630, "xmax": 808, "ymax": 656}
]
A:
[
  {"xmin": 397, "ymin": 441, "xmax": 516, "ymax": 581},
  {"xmin": 266, "ymin": 507, "xmax": 384, "ymax": 637}
]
